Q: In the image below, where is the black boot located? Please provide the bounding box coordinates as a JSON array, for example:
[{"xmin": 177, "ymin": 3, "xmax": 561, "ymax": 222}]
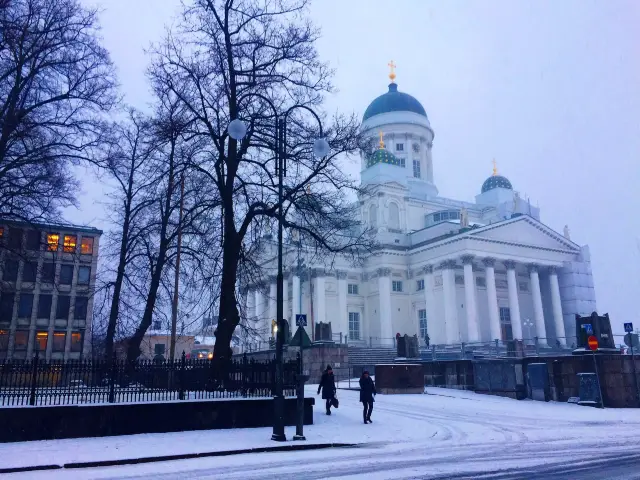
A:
[
  {"xmin": 326, "ymin": 409, "xmax": 331, "ymax": 416},
  {"xmin": 367, "ymin": 417, "xmax": 372, "ymax": 423}
]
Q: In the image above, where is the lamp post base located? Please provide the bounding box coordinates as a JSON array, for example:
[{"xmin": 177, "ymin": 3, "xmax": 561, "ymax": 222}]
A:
[
  {"xmin": 293, "ymin": 435, "xmax": 306, "ymax": 441},
  {"xmin": 271, "ymin": 433, "xmax": 287, "ymax": 442}
]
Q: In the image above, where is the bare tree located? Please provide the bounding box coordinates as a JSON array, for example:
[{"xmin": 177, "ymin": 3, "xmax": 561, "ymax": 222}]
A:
[
  {"xmin": 148, "ymin": 0, "xmax": 372, "ymax": 372},
  {"xmin": 0, "ymin": 0, "xmax": 117, "ymax": 222}
]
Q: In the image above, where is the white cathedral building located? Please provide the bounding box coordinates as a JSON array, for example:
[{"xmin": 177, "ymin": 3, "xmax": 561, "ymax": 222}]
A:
[{"xmin": 243, "ymin": 67, "xmax": 597, "ymax": 349}]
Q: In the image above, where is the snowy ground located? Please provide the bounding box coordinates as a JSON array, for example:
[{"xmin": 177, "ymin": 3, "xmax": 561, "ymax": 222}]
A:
[{"xmin": 3, "ymin": 385, "xmax": 640, "ymax": 479}]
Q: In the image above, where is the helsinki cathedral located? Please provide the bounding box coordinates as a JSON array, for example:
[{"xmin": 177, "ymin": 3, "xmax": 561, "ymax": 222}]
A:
[{"xmin": 244, "ymin": 64, "xmax": 598, "ymax": 349}]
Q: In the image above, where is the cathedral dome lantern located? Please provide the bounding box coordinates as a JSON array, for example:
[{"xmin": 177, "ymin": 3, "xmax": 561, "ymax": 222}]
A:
[{"xmin": 481, "ymin": 160, "xmax": 513, "ymax": 193}]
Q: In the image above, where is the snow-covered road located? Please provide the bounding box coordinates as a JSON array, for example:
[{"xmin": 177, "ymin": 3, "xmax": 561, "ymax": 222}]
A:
[{"xmin": 5, "ymin": 386, "xmax": 640, "ymax": 479}]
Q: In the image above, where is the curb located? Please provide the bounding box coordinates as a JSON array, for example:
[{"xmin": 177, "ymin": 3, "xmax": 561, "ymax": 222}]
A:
[{"xmin": 0, "ymin": 442, "xmax": 359, "ymax": 475}]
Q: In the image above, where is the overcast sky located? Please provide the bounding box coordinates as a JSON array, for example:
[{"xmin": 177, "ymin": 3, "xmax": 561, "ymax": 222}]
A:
[{"xmin": 76, "ymin": 0, "xmax": 640, "ymax": 334}]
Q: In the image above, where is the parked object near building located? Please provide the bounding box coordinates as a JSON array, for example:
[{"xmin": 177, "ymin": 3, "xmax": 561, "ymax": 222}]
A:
[{"xmin": 0, "ymin": 219, "xmax": 101, "ymax": 361}]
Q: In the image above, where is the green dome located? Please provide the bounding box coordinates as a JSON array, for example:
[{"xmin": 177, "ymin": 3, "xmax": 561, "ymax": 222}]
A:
[
  {"xmin": 367, "ymin": 148, "xmax": 401, "ymax": 168},
  {"xmin": 363, "ymin": 83, "xmax": 428, "ymax": 122},
  {"xmin": 481, "ymin": 175, "xmax": 513, "ymax": 193}
]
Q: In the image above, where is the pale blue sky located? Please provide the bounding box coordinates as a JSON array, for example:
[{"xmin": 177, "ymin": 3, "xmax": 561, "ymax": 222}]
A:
[{"xmin": 77, "ymin": 0, "xmax": 640, "ymax": 334}]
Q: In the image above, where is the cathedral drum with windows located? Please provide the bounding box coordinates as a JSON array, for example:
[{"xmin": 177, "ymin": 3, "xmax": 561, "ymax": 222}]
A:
[{"xmin": 243, "ymin": 64, "xmax": 597, "ymax": 349}]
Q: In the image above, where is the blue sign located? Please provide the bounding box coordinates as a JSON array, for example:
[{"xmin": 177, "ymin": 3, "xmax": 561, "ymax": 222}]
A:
[
  {"xmin": 295, "ymin": 314, "xmax": 307, "ymax": 327},
  {"xmin": 624, "ymin": 322, "xmax": 634, "ymax": 333},
  {"xmin": 582, "ymin": 323, "xmax": 594, "ymax": 335}
]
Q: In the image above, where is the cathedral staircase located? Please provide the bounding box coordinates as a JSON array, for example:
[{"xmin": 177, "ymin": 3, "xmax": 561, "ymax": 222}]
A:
[{"xmin": 348, "ymin": 346, "xmax": 398, "ymax": 369}]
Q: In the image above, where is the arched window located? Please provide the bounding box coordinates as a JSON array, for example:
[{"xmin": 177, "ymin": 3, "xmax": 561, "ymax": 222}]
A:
[
  {"xmin": 388, "ymin": 203, "xmax": 400, "ymax": 230},
  {"xmin": 369, "ymin": 204, "xmax": 378, "ymax": 228}
]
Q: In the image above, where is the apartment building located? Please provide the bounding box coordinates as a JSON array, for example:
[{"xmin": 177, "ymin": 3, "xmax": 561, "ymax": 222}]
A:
[{"xmin": 0, "ymin": 219, "xmax": 101, "ymax": 361}]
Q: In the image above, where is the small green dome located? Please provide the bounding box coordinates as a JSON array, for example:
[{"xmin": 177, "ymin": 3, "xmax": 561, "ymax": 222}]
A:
[
  {"xmin": 363, "ymin": 83, "xmax": 428, "ymax": 122},
  {"xmin": 481, "ymin": 175, "xmax": 513, "ymax": 193},
  {"xmin": 367, "ymin": 148, "xmax": 401, "ymax": 168}
]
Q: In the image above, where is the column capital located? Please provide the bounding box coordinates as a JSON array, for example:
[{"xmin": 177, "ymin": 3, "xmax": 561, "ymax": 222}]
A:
[
  {"xmin": 310, "ymin": 268, "xmax": 325, "ymax": 278},
  {"xmin": 461, "ymin": 254, "xmax": 475, "ymax": 265},
  {"xmin": 377, "ymin": 267, "xmax": 392, "ymax": 277},
  {"xmin": 361, "ymin": 272, "xmax": 369, "ymax": 282},
  {"xmin": 482, "ymin": 257, "xmax": 496, "ymax": 268},
  {"xmin": 268, "ymin": 275, "xmax": 277, "ymax": 284},
  {"xmin": 527, "ymin": 263, "xmax": 539, "ymax": 274},
  {"xmin": 290, "ymin": 266, "xmax": 303, "ymax": 277},
  {"xmin": 407, "ymin": 269, "xmax": 415, "ymax": 279},
  {"xmin": 336, "ymin": 270, "xmax": 348, "ymax": 280},
  {"xmin": 422, "ymin": 264, "xmax": 434, "ymax": 275},
  {"xmin": 504, "ymin": 260, "xmax": 517, "ymax": 270},
  {"xmin": 547, "ymin": 265, "xmax": 558, "ymax": 275},
  {"xmin": 439, "ymin": 259, "xmax": 457, "ymax": 270}
]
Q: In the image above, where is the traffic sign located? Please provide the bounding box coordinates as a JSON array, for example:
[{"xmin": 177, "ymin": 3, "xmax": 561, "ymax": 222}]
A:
[
  {"xmin": 295, "ymin": 314, "xmax": 307, "ymax": 327},
  {"xmin": 289, "ymin": 326, "xmax": 311, "ymax": 348},
  {"xmin": 582, "ymin": 323, "xmax": 594, "ymax": 335},
  {"xmin": 624, "ymin": 322, "xmax": 634, "ymax": 333},
  {"xmin": 587, "ymin": 335, "xmax": 599, "ymax": 351}
]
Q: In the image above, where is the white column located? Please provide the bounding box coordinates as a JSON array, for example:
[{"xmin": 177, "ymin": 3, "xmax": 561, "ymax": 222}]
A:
[
  {"xmin": 246, "ymin": 286, "xmax": 256, "ymax": 324},
  {"xmin": 254, "ymin": 285, "xmax": 267, "ymax": 341},
  {"xmin": 483, "ymin": 258, "xmax": 502, "ymax": 342},
  {"xmin": 313, "ymin": 269, "xmax": 326, "ymax": 327},
  {"xmin": 548, "ymin": 266, "xmax": 566, "ymax": 346},
  {"xmin": 461, "ymin": 255, "xmax": 480, "ymax": 343},
  {"xmin": 528, "ymin": 264, "xmax": 548, "ymax": 346},
  {"xmin": 440, "ymin": 260, "xmax": 459, "ymax": 344},
  {"xmin": 422, "ymin": 265, "xmax": 438, "ymax": 344},
  {"xmin": 337, "ymin": 271, "xmax": 348, "ymax": 342},
  {"xmin": 505, "ymin": 260, "xmax": 523, "ymax": 340},
  {"xmin": 291, "ymin": 274, "xmax": 301, "ymax": 321},
  {"xmin": 268, "ymin": 278, "xmax": 277, "ymax": 335},
  {"xmin": 377, "ymin": 268, "xmax": 393, "ymax": 345}
]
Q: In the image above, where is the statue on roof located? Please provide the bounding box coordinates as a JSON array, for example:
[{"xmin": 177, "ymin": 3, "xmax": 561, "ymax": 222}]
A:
[
  {"xmin": 563, "ymin": 225, "xmax": 571, "ymax": 240},
  {"xmin": 460, "ymin": 206, "xmax": 469, "ymax": 228}
]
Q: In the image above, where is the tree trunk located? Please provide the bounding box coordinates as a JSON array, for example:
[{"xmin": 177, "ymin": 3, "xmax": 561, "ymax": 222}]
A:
[{"xmin": 104, "ymin": 199, "xmax": 132, "ymax": 360}]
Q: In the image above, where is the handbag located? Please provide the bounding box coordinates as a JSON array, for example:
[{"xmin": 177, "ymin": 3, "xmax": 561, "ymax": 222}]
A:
[{"xmin": 331, "ymin": 396, "xmax": 339, "ymax": 408}]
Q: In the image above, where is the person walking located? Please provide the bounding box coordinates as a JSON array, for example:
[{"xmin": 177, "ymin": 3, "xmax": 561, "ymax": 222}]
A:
[
  {"xmin": 317, "ymin": 365, "xmax": 337, "ymax": 415},
  {"xmin": 359, "ymin": 370, "xmax": 376, "ymax": 424}
]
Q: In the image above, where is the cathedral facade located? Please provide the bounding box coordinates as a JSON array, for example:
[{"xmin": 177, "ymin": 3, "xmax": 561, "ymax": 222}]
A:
[{"xmin": 243, "ymin": 68, "xmax": 597, "ymax": 349}]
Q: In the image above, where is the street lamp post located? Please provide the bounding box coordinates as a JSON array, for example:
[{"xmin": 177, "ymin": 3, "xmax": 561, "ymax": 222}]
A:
[
  {"xmin": 523, "ymin": 318, "xmax": 534, "ymax": 346},
  {"xmin": 228, "ymin": 98, "xmax": 329, "ymax": 442}
]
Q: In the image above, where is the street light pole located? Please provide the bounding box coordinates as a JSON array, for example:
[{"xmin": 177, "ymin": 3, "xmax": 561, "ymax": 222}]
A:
[
  {"xmin": 272, "ymin": 118, "xmax": 286, "ymax": 442},
  {"xmin": 228, "ymin": 99, "xmax": 330, "ymax": 443}
]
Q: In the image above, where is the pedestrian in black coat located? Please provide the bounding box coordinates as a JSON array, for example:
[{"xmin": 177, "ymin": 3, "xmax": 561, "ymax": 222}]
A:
[
  {"xmin": 317, "ymin": 365, "xmax": 336, "ymax": 415},
  {"xmin": 359, "ymin": 370, "xmax": 376, "ymax": 424}
]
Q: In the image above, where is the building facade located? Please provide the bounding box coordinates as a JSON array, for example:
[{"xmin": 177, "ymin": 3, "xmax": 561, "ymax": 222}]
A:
[
  {"xmin": 0, "ymin": 220, "xmax": 101, "ymax": 360},
  {"xmin": 244, "ymin": 69, "xmax": 597, "ymax": 349}
]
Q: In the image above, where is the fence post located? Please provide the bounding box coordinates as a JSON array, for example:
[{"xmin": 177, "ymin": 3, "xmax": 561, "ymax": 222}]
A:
[
  {"xmin": 179, "ymin": 351, "xmax": 186, "ymax": 400},
  {"xmin": 534, "ymin": 337, "xmax": 540, "ymax": 356},
  {"xmin": 369, "ymin": 336, "xmax": 372, "ymax": 347},
  {"xmin": 242, "ymin": 353, "xmax": 248, "ymax": 398},
  {"xmin": 432, "ymin": 344, "xmax": 436, "ymax": 361},
  {"xmin": 29, "ymin": 350, "xmax": 39, "ymax": 406},
  {"xmin": 494, "ymin": 339, "xmax": 499, "ymax": 358},
  {"xmin": 461, "ymin": 342, "xmax": 466, "ymax": 359},
  {"xmin": 108, "ymin": 352, "xmax": 117, "ymax": 404}
]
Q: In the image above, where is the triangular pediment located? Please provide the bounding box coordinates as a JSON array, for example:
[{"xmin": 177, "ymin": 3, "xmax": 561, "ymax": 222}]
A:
[{"xmin": 467, "ymin": 217, "xmax": 579, "ymax": 252}]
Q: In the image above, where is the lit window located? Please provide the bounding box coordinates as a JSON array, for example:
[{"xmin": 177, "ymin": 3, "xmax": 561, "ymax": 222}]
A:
[
  {"xmin": 47, "ymin": 233, "xmax": 59, "ymax": 252},
  {"xmin": 0, "ymin": 330, "xmax": 8, "ymax": 352},
  {"xmin": 80, "ymin": 237, "xmax": 94, "ymax": 255},
  {"xmin": 63, "ymin": 235, "xmax": 77, "ymax": 253},
  {"xmin": 0, "ymin": 227, "xmax": 4, "ymax": 239},
  {"xmin": 34, "ymin": 331, "xmax": 48, "ymax": 352},
  {"xmin": 52, "ymin": 332, "xmax": 66, "ymax": 352},
  {"xmin": 14, "ymin": 330, "xmax": 28, "ymax": 351},
  {"xmin": 392, "ymin": 280, "xmax": 403, "ymax": 292},
  {"xmin": 70, "ymin": 331, "xmax": 83, "ymax": 353}
]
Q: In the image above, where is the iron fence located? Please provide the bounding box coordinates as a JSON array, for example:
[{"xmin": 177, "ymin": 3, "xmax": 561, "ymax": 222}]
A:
[{"xmin": 0, "ymin": 352, "xmax": 299, "ymax": 407}]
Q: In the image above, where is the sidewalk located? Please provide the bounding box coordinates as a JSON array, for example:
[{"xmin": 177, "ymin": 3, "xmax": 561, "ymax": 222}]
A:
[{"xmin": 0, "ymin": 386, "xmax": 376, "ymax": 474}]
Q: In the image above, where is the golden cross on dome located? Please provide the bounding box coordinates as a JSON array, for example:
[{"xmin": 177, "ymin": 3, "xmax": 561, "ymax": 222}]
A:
[
  {"xmin": 378, "ymin": 131, "xmax": 385, "ymax": 149},
  {"xmin": 492, "ymin": 158, "xmax": 498, "ymax": 176},
  {"xmin": 388, "ymin": 60, "xmax": 396, "ymax": 83}
]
